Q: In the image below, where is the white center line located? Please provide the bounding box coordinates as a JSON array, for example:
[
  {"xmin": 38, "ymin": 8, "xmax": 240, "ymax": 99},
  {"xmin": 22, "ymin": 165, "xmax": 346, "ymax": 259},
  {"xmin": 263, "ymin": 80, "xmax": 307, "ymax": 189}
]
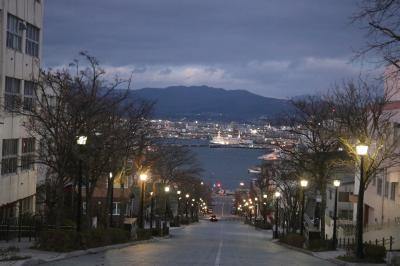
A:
[{"xmin": 214, "ymin": 240, "xmax": 223, "ymax": 266}]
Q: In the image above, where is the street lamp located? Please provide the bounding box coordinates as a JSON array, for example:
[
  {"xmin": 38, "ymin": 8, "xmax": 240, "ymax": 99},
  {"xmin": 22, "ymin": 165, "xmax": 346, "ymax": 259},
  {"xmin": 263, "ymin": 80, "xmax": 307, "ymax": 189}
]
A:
[
  {"xmin": 240, "ymin": 182, "xmax": 245, "ymax": 187},
  {"xmin": 300, "ymin": 179, "xmax": 308, "ymax": 236},
  {"xmin": 164, "ymin": 186, "xmax": 170, "ymax": 232},
  {"xmin": 274, "ymin": 191, "xmax": 281, "ymax": 239},
  {"xmin": 356, "ymin": 144, "xmax": 368, "ymax": 258},
  {"xmin": 177, "ymin": 190, "xmax": 182, "ymax": 225},
  {"xmin": 150, "ymin": 191, "xmax": 154, "ymax": 229},
  {"xmin": 109, "ymin": 172, "xmax": 114, "ymax": 227},
  {"xmin": 185, "ymin": 193, "xmax": 190, "ymax": 219},
  {"xmin": 76, "ymin": 135, "xmax": 86, "ymax": 232},
  {"xmin": 332, "ymin": 179, "xmax": 340, "ymax": 249},
  {"xmin": 138, "ymin": 173, "xmax": 148, "ymax": 229}
]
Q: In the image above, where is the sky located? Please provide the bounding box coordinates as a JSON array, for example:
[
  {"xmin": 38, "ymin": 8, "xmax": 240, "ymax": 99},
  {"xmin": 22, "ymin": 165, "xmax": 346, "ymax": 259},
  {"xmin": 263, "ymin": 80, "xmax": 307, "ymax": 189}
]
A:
[{"xmin": 43, "ymin": 0, "xmax": 375, "ymax": 99}]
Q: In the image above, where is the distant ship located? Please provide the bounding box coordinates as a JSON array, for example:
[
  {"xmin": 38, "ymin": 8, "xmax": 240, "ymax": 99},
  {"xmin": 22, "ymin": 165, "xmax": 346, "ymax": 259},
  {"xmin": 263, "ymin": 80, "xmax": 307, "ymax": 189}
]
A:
[{"xmin": 210, "ymin": 131, "xmax": 253, "ymax": 146}]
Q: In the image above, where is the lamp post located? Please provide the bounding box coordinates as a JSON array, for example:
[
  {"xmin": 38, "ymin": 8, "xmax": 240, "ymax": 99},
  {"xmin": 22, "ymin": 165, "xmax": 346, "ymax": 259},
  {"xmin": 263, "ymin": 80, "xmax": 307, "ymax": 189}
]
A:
[
  {"xmin": 138, "ymin": 173, "xmax": 148, "ymax": 229},
  {"xmin": 300, "ymin": 179, "xmax": 308, "ymax": 236},
  {"xmin": 109, "ymin": 171, "xmax": 114, "ymax": 227},
  {"xmin": 76, "ymin": 136, "xmax": 87, "ymax": 232},
  {"xmin": 274, "ymin": 191, "xmax": 281, "ymax": 239},
  {"xmin": 150, "ymin": 191, "xmax": 154, "ymax": 229},
  {"xmin": 164, "ymin": 186, "xmax": 170, "ymax": 228},
  {"xmin": 185, "ymin": 193, "xmax": 190, "ymax": 219},
  {"xmin": 332, "ymin": 179, "xmax": 341, "ymax": 250},
  {"xmin": 356, "ymin": 144, "xmax": 368, "ymax": 258},
  {"xmin": 177, "ymin": 190, "xmax": 181, "ymax": 225},
  {"xmin": 262, "ymin": 194, "xmax": 268, "ymax": 224}
]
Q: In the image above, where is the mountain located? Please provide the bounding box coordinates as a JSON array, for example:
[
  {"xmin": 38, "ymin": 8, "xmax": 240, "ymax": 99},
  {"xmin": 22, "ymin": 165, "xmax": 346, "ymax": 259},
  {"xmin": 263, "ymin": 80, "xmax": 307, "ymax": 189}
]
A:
[{"xmin": 129, "ymin": 86, "xmax": 291, "ymax": 122}]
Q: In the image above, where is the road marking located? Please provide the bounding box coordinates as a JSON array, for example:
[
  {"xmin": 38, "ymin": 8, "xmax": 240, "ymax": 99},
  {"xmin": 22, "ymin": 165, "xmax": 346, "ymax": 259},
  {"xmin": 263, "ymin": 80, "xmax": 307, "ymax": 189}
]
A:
[{"xmin": 214, "ymin": 240, "xmax": 223, "ymax": 266}]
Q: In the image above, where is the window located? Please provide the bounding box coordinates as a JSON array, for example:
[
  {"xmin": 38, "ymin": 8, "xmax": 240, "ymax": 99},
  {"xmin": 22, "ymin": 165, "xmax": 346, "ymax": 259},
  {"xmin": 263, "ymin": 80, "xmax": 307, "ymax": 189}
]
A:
[
  {"xmin": 21, "ymin": 138, "xmax": 35, "ymax": 170},
  {"xmin": 390, "ymin": 183, "xmax": 397, "ymax": 201},
  {"xmin": 23, "ymin": 81, "xmax": 35, "ymax": 111},
  {"xmin": 4, "ymin": 77, "xmax": 21, "ymax": 111},
  {"xmin": 377, "ymin": 178, "xmax": 383, "ymax": 195},
  {"xmin": 1, "ymin": 139, "xmax": 18, "ymax": 175},
  {"xmin": 338, "ymin": 192, "xmax": 350, "ymax": 202},
  {"xmin": 112, "ymin": 202, "xmax": 120, "ymax": 215},
  {"xmin": 26, "ymin": 23, "xmax": 39, "ymax": 57},
  {"xmin": 385, "ymin": 181, "xmax": 389, "ymax": 198},
  {"xmin": 6, "ymin": 14, "xmax": 23, "ymax": 51}
]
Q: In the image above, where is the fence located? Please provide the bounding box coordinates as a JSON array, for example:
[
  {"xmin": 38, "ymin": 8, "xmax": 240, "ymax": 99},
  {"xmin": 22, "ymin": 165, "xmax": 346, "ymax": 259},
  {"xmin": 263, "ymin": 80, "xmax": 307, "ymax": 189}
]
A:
[
  {"xmin": 0, "ymin": 220, "xmax": 74, "ymax": 242},
  {"xmin": 337, "ymin": 236, "xmax": 395, "ymax": 251}
]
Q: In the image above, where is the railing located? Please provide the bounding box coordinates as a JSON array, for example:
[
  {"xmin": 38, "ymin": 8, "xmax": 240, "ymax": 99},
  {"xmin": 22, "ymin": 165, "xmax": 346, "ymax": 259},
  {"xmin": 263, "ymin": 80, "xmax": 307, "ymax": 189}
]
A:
[
  {"xmin": 0, "ymin": 222, "xmax": 74, "ymax": 242},
  {"xmin": 337, "ymin": 236, "xmax": 395, "ymax": 251}
]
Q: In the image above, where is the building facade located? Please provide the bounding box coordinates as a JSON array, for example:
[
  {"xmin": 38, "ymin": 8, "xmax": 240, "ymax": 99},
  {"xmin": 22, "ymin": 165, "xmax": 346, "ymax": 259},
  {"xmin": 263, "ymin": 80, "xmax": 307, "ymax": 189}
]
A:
[{"xmin": 0, "ymin": 0, "xmax": 43, "ymax": 221}]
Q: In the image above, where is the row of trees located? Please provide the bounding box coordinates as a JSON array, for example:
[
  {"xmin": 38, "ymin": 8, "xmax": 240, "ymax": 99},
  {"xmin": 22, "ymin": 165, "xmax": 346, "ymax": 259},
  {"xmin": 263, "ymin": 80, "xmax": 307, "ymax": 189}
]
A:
[
  {"xmin": 253, "ymin": 0, "xmax": 400, "ymax": 258},
  {"xmin": 12, "ymin": 52, "xmax": 208, "ymax": 230}
]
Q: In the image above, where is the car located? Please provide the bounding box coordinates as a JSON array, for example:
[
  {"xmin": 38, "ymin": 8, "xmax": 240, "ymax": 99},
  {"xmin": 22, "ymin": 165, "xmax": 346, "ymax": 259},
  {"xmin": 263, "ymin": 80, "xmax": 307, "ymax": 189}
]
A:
[{"xmin": 209, "ymin": 214, "xmax": 218, "ymax": 222}]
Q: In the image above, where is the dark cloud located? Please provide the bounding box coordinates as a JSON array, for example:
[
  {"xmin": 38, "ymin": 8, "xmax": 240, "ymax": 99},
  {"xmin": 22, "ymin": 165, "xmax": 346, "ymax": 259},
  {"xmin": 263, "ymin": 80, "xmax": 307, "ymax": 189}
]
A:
[{"xmin": 43, "ymin": 0, "xmax": 371, "ymax": 98}]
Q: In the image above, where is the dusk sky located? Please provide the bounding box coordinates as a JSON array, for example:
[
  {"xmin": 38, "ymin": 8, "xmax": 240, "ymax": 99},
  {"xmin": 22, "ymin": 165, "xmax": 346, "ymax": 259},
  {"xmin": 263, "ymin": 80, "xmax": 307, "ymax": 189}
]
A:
[{"xmin": 44, "ymin": 0, "xmax": 374, "ymax": 99}]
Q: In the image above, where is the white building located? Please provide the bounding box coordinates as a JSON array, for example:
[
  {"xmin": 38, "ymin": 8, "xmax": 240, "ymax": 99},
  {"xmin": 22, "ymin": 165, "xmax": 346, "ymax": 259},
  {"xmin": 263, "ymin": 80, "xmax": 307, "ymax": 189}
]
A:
[{"xmin": 0, "ymin": 0, "xmax": 43, "ymax": 221}]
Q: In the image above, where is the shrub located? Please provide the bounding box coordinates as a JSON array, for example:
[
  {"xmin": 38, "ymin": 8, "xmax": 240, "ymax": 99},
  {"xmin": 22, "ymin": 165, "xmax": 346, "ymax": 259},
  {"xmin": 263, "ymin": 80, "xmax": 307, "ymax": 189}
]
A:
[
  {"xmin": 280, "ymin": 233, "xmax": 305, "ymax": 248},
  {"xmin": 364, "ymin": 244, "xmax": 386, "ymax": 261},
  {"xmin": 136, "ymin": 229, "xmax": 152, "ymax": 241},
  {"xmin": 254, "ymin": 221, "xmax": 272, "ymax": 230},
  {"xmin": 308, "ymin": 239, "xmax": 333, "ymax": 252},
  {"xmin": 36, "ymin": 228, "xmax": 130, "ymax": 252}
]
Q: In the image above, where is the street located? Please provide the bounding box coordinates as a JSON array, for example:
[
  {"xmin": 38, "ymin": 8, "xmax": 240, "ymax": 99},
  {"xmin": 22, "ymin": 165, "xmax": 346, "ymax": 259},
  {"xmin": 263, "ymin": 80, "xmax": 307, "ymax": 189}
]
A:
[{"xmin": 43, "ymin": 196, "xmax": 335, "ymax": 266}]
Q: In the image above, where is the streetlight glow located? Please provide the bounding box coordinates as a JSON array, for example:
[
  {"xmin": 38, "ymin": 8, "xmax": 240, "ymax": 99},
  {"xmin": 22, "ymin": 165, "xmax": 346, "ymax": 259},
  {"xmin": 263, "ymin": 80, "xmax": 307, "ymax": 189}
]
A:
[
  {"xmin": 76, "ymin": 135, "xmax": 87, "ymax": 145},
  {"xmin": 275, "ymin": 191, "xmax": 281, "ymax": 198},
  {"xmin": 186, "ymin": 193, "xmax": 190, "ymax": 198},
  {"xmin": 164, "ymin": 186, "xmax": 170, "ymax": 193},
  {"xmin": 109, "ymin": 172, "xmax": 112, "ymax": 179},
  {"xmin": 139, "ymin": 173, "xmax": 148, "ymax": 181},
  {"xmin": 263, "ymin": 194, "xmax": 267, "ymax": 199},
  {"xmin": 240, "ymin": 182, "xmax": 244, "ymax": 186},
  {"xmin": 333, "ymin": 179, "xmax": 341, "ymax": 187},
  {"xmin": 300, "ymin": 179, "xmax": 308, "ymax": 187},
  {"xmin": 356, "ymin": 144, "xmax": 369, "ymax": 156},
  {"xmin": 177, "ymin": 190, "xmax": 181, "ymax": 195}
]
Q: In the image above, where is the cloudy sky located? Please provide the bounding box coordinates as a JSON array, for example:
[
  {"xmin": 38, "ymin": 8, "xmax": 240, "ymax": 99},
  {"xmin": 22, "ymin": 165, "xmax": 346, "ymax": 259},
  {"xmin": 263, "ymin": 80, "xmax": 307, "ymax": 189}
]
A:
[{"xmin": 44, "ymin": 0, "xmax": 374, "ymax": 99}]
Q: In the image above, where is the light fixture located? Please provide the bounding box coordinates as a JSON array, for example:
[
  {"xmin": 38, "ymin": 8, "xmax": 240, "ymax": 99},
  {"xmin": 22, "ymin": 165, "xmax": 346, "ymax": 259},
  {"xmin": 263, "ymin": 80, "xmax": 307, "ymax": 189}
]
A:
[
  {"xmin": 356, "ymin": 144, "xmax": 369, "ymax": 156},
  {"xmin": 186, "ymin": 193, "xmax": 190, "ymax": 198},
  {"xmin": 177, "ymin": 190, "xmax": 181, "ymax": 195},
  {"xmin": 76, "ymin": 135, "xmax": 87, "ymax": 145},
  {"xmin": 300, "ymin": 179, "xmax": 308, "ymax": 188},
  {"xmin": 275, "ymin": 191, "xmax": 281, "ymax": 198},
  {"xmin": 139, "ymin": 173, "xmax": 148, "ymax": 181},
  {"xmin": 109, "ymin": 172, "xmax": 112, "ymax": 179},
  {"xmin": 263, "ymin": 194, "xmax": 268, "ymax": 199},
  {"xmin": 164, "ymin": 186, "xmax": 170, "ymax": 193},
  {"xmin": 240, "ymin": 182, "xmax": 244, "ymax": 186},
  {"xmin": 333, "ymin": 179, "xmax": 341, "ymax": 187}
]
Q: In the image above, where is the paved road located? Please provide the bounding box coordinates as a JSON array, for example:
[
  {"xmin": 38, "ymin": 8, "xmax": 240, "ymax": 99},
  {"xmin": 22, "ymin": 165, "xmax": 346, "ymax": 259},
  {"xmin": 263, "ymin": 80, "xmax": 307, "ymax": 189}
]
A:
[{"xmin": 44, "ymin": 196, "xmax": 335, "ymax": 266}]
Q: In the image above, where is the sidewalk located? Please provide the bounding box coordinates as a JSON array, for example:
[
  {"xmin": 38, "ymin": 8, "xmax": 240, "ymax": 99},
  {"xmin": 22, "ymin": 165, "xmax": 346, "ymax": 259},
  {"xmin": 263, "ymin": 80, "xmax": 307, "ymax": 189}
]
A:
[
  {"xmin": 274, "ymin": 240, "xmax": 386, "ymax": 266},
  {"xmin": 0, "ymin": 236, "xmax": 169, "ymax": 266}
]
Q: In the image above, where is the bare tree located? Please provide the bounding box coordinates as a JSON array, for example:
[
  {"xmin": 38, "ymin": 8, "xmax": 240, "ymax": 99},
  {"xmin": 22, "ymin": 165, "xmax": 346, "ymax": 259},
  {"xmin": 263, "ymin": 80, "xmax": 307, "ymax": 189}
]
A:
[
  {"xmin": 278, "ymin": 96, "xmax": 342, "ymax": 238},
  {"xmin": 328, "ymin": 79, "xmax": 400, "ymax": 257},
  {"xmin": 18, "ymin": 52, "xmax": 153, "ymax": 227},
  {"xmin": 354, "ymin": 0, "xmax": 400, "ymax": 70}
]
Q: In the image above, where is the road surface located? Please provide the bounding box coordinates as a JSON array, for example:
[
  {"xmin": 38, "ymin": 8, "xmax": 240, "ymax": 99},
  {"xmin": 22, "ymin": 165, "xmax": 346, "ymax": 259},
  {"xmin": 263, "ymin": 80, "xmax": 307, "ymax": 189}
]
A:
[{"xmin": 44, "ymin": 196, "xmax": 334, "ymax": 266}]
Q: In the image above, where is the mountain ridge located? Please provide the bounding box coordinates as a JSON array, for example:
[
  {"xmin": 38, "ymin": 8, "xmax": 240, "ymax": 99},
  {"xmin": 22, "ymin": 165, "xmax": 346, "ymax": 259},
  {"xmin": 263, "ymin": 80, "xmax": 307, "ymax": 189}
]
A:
[{"xmin": 129, "ymin": 85, "xmax": 291, "ymax": 122}]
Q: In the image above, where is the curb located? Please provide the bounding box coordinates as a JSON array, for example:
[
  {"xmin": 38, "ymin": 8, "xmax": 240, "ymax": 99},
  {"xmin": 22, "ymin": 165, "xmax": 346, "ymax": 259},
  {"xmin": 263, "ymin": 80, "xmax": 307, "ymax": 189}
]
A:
[{"xmin": 17, "ymin": 236, "xmax": 169, "ymax": 266}]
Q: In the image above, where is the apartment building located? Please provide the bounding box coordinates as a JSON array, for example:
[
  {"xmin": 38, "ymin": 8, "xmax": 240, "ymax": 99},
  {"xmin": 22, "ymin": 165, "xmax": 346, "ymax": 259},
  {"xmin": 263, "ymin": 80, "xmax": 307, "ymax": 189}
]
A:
[{"xmin": 0, "ymin": 0, "xmax": 43, "ymax": 221}]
